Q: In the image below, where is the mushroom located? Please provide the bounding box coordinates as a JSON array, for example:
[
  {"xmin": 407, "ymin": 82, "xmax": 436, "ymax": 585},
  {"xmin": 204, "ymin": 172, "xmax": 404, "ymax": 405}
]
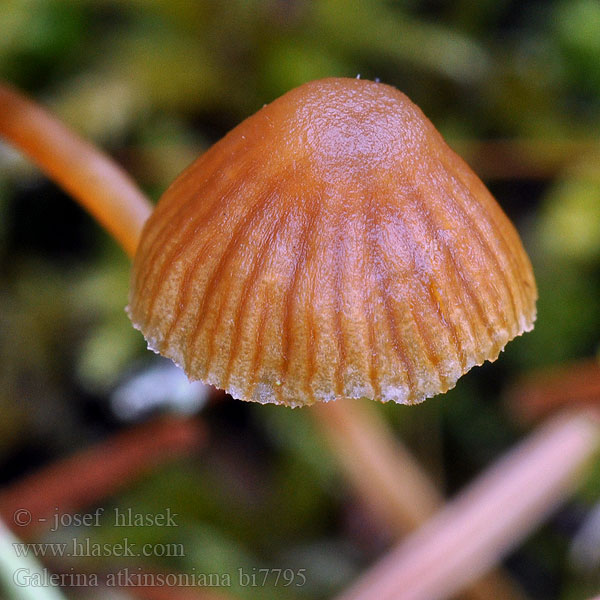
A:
[
  {"xmin": 127, "ymin": 77, "xmax": 537, "ymax": 407},
  {"xmin": 4, "ymin": 76, "xmax": 597, "ymax": 600}
]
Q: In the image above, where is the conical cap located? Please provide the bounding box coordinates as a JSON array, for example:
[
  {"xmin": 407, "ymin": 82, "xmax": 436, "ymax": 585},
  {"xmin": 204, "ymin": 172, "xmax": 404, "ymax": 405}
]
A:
[{"xmin": 128, "ymin": 78, "xmax": 537, "ymax": 407}]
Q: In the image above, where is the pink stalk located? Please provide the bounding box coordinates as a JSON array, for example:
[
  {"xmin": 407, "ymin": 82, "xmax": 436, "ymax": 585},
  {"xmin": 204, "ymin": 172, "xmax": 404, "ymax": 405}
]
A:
[
  {"xmin": 313, "ymin": 399, "xmax": 528, "ymax": 600},
  {"xmin": 336, "ymin": 410, "xmax": 600, "ymax": 600}
]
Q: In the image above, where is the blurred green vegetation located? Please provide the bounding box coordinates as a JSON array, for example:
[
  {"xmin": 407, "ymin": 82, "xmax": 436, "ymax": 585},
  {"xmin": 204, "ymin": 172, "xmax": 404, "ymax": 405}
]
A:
[{"xmin": 1, "ymin": 1, "xmax": 600, "ymax": 599}]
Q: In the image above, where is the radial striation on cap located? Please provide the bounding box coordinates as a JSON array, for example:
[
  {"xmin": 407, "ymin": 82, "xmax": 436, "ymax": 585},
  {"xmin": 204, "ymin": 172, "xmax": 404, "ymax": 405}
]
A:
[{"xmin": 128, "ymin": 77, "xmax": 537, "ymax": 407}]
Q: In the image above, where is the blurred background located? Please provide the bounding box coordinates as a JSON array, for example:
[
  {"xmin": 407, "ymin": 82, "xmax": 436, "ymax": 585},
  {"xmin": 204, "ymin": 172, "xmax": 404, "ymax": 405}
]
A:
[{"xmin": 0, "ymin": 1, "xmax": 599, "ymax": 599}]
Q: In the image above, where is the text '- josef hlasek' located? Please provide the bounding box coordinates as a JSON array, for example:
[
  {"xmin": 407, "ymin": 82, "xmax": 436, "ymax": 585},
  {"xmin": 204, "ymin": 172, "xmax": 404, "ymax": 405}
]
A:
[{"xmin": 13, "ymin": 507, "xmax": 178, "ymax": 532}]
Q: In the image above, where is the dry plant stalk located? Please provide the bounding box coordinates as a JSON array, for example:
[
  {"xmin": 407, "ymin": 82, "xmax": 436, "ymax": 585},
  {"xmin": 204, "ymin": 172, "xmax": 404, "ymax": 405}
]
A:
[
  {"xmin": 313, "ymin": 399, "xmax": 529, "ymax": 600},
  {"xmin": 335, "ymin": 410, "xmax": 600, "ymax": 600}
]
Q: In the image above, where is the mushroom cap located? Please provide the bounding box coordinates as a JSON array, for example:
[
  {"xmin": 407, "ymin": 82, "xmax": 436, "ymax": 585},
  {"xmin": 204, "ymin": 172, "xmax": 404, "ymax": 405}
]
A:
[{"xmin": 128, "ymin": 77, "xmax": 537, "ymax": 407}]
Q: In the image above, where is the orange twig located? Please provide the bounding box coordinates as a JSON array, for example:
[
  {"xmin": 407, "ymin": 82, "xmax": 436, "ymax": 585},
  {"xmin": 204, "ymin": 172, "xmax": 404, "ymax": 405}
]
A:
[
  {"xmin": 0, "ymin": 417, "xmax": 205, "ymax": 538},
  {"xmin": 0, "ymin": 83, "xmax": 152, "ymax": 256}
]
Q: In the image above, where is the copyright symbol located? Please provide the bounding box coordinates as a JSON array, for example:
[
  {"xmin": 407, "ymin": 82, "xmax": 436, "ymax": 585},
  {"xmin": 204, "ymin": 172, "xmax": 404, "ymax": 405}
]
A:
[{"xmin": 13, "ymin": 509, "xmax": 31, "ymax": 527}]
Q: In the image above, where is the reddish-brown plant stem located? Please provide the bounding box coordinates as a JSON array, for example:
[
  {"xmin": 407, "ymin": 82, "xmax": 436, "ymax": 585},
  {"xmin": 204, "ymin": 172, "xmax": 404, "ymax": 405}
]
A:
[
  {"xmin": 128, "ymin": 584, "xmax": 231, "ymax": 600},
  {"xmin": 335, "ymin": 410, "xmax": 600, "ymax": 600},
  {"xmin": 312, "ymin": 399, "xmax": 441, "ymax": 531},
  {"xmin": 0, "ymin": 417, "xmax": 204, "ymax": 539},
  {"xmin": 0, "ymin": 83, "xmax": 152, "ymax": 257},
  {"xmin": 505, "ymin": 358, "xmax": 600, "ymax": 423}
]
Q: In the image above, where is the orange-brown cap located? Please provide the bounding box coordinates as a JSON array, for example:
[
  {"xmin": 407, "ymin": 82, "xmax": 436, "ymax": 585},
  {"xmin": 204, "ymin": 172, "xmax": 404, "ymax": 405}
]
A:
[{"xmin": 128, "ymin": 77, "xmax": 537, "ymax": 407}]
